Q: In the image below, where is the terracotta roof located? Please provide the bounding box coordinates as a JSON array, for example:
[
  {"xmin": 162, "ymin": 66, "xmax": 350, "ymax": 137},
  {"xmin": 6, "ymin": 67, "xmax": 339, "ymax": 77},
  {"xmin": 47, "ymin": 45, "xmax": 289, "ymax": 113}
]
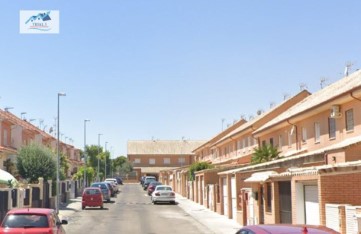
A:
[
  {"xmin": 255, "ymin": 70, "xmax": 361, "ymax": 133},
  {"xmin": 127, "ymin": 140, "xmax": 206, "ymax": 155},
  {"xmin": 218, "ymin": 134, "xmax": 361, "ymax": 175}
]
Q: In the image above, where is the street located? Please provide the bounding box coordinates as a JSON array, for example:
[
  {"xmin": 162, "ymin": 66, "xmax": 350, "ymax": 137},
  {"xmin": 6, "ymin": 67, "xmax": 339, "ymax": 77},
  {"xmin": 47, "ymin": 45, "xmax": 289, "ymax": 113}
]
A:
[{"xmin": 63, "ymin": 184, "xmax": 212, "ymax": 234}]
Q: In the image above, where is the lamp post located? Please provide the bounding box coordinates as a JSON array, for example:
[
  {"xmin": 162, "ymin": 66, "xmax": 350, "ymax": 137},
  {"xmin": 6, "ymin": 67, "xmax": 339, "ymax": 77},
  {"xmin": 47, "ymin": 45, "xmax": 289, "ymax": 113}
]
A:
[
  {"xmin": 83, "ymin": 119, "xmax": 90, "ymax": 188},
  {"xmin": 56, "ymin": 92, "xmax": 66, "ymax": 214},
  {"xmin": 104, "ymin": 142, "xmax": 108, "ymax": 179},
  {"xmin": 97, "ymin": 133, "xmax": 102, "ymax": 181}
]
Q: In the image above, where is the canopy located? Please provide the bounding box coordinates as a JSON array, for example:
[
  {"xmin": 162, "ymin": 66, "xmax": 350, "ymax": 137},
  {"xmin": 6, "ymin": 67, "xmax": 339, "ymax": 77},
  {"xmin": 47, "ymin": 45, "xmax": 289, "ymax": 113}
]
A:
[
  {"xmin": 244, "ymin": 171, "xmax": 278, "ymax": 183},
  {"xmin": 0, "ymin": 169, "xmax": 18, "ymax": 187}
]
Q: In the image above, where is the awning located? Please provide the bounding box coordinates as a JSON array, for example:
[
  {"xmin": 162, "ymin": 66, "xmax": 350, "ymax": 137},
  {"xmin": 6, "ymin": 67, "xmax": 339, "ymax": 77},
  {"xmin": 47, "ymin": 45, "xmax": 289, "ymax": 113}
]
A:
[
  {"xmin": 244, "ymin": 171, "xmax": 278, "ymax": 183},
  {"xmin": 0, "ymin": 169, "xmax": 18, "ymax": 187}
]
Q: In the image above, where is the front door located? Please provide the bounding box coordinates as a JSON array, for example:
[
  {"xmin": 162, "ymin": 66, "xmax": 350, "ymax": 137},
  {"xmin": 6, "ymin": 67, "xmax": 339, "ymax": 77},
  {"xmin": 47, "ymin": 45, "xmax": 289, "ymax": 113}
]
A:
[{"xmin": 279, "ymin": 181, "xmax": 292, "ymax": 223}]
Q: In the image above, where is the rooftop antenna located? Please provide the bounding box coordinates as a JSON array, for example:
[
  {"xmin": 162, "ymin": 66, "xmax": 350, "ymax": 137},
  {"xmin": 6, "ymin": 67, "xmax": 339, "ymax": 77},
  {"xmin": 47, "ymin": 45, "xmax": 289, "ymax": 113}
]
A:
[
  {"xmin": 320, "ymin": 77, "xmax": 327, "ymax": 89},
  {"xmin": 21, "ymin": 112, "xmax": 27, "ymax": 120},
  {"xmin": 256, "ymin": 109, "xmax": 264, "ymax": 115},
  {"xmin": 344, "ymin": 61, "xmax": 353, "ymax": 76},
  {"xmin": 269, "ymin": 102, "xmax": 275, "ymax": 109},
  {"xmin": 240, "ymin": 114, "xmax": 246, "ymax": 120},
  {"xmin": 283, "ymin": 93, "xmax": 289, "ymax": 100},
  {"xmin": 4, "ymin": 107, "xmax": 13, "ymax": 112},
  {"xmin": 39, "ymin": 119, "xmax": 44, "ymax": 129},
  {"xmin": 221, "ymin": 118, "xmax": 225, "ymax": 131},
  {"xmin": 299, "ymin": 83, "xmax": 307, "ymax": 91}
]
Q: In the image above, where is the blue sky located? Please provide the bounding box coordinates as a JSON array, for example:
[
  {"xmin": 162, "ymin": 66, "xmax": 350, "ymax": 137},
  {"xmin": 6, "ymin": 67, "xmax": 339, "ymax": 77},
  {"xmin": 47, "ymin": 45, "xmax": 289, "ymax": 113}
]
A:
[{"xmin": 1, "ymin": 1, "xmax": 361, "ymax": 157}]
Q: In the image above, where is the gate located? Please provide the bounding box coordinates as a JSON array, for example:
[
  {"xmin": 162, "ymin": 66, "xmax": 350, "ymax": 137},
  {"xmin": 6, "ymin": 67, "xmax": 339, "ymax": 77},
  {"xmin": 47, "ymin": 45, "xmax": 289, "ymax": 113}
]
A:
[
  {"xmin": 24, "ymin": 188, "xmax": 30, "ymax": 206},
  {"xmin": 43, "ymin": 181, "xmax": 50, "ymax": 208},
  {"xmin": 11, "ymin": 189, "xmax": 17, "ymax": 208},
  {"xmin": 31, "ymin": 187, "xmax": 41, "ymax": 208},
  {"xmin": 0, "ymin": 191, "xmax": 9, "ymax": 223}
]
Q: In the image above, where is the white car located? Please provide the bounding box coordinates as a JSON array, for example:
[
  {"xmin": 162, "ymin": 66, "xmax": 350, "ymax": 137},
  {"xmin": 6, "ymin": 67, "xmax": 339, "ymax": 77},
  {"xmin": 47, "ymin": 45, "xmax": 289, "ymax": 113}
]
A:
[{"xmin": 151, "ymin": 185, "xmax": 176, "ymax": 205}]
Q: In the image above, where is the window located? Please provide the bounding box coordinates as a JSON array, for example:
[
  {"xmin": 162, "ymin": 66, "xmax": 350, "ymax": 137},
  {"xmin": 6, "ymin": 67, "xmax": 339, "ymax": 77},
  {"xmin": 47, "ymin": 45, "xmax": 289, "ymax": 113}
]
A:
[
  {"xmin": 3, "ymin": 129, "xmax": 8, "ymax": 146},
  {"xmin": 288, "ymin": 131, "xmax": 292, "ymax": 147},
  {"xmin": 302, "ymin": 127, "xmax": 307, "ymax": 143},
  {"xmin": 237, "ymin": 140, "xmax": 242, "ymax": 150},
  {"xmin": 278, "ymin": 135, "xmax": 283, "ymax": 148},
  {"xmin": 346, "ymin": 109, "xmax": 354, "ymax": 131},
  {"xmin": 134, "ymin": 158, "xmax": 140, "ymax": 164},
  {"xmin": 178, "ymin": 157, "xmax": 185, "ymax": 165},
  {"xmin": 328, "ymin": 118, "xmax": 336, "ymax": 139},
  {"xmin": 163, "ymin": 158, "xmax": 170, "ymax": 165},
  {"xmin": 149, "ymin": 158, "xmax": 155, "ymax": 165},
  {"xmin": 314, "ymin": 122, "xmax": 320, "ymax": 143},
  {"xmin": 269, "ymin": 138, "xmax": 274, "ymax": 147},
  {"xmin": 266, "ymin": 183, "xmax": 272, "ymax": 212}
]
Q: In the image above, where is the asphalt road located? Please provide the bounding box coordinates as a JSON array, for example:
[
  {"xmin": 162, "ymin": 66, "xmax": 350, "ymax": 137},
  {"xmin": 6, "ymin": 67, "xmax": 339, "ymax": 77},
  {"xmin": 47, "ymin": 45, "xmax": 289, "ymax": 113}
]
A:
[{"xmin": 63, "ymin": 184, "xmax": 212, "ymax": 234}]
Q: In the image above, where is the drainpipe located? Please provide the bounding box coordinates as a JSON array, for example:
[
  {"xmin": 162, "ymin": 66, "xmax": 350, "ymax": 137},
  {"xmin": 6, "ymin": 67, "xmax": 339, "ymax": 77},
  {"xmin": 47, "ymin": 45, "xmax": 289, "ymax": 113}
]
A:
[
  {"xmin": 350, "ymin": 92, "xmax": 361, "ymax": 102},
  {"xmin": 250, "ymin": 125, "xmax": 260, "ymax": 147}
]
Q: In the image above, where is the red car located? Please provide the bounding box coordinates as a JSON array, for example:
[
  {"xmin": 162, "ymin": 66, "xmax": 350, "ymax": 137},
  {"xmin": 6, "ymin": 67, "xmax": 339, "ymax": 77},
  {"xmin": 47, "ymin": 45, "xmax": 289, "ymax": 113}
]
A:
[
  {"xmin": 235, "ymin": 224, "xmax": 340, "ymax": 234},
  {"xmin": 82, "ymin": 187, "xmax": 104, "ymax": 210},
  {"xmin": 0, "ymin": 208, "xmax": 67, "ymax": 234},
  {"xmin": 147, "ymin": 181, "xmax": 162, "ymax": 195}
]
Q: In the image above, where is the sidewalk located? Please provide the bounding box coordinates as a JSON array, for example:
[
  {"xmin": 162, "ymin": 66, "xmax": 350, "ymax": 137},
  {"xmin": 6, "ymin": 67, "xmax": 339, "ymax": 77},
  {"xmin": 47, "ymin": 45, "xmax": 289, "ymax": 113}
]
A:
[
  {"xmin": 58, "ymin": 197, "xmax": 82, "ymax": 221},
  {"xmin": 175, "ymin": 194, "xmax": 242, "ymax": 234},
  {"xmin": 58, "ymin": 193, "xmax": 242, "ymax": 234}
]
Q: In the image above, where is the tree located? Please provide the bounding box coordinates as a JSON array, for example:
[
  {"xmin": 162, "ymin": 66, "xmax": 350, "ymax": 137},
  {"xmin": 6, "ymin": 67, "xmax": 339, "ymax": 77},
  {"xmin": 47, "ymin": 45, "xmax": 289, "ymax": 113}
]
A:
[
  {"xmin": 17, "ymin": 143, "xmax": 56, "ymax": 183},
  {"xmin": 111, "ymin": 156, "xmax": 132, "ymax": 176},
  {"xmin": 72, "ymin": 166, "xmax": 95, "ymax": 185},
  {"xmin": 251, "ymin": 144, "xmax": 281, "ymax": 164},
  {"xmin": 188, "ymin": 162, "xmax": 213, "ymax": 181}
]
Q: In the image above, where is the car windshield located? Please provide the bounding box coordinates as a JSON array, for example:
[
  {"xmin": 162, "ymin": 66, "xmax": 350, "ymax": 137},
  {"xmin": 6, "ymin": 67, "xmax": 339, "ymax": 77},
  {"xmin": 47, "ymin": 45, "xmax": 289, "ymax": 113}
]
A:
[
  {"xmin": 2, "ymin": 214, "xmax": 49, "ymax": 228},
  {"xmin": 157, "ymin": 187, "xmax": 172, "ymax": 191},
  {"xmin": 86, "ymin": 189, "xmax": 100, "ymax": 195},
  {"xmin": 92, "ymin": 183, "xmax": 107, "ymax": 189}
]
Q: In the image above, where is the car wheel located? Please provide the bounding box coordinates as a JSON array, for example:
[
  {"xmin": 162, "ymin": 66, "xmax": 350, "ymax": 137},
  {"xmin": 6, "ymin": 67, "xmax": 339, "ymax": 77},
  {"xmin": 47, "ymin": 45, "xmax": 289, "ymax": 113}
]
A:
[
  {"xmin": 170, "ymin": 201, "xmax": 176, "ymax": 205},
  {"xmin": 82, "ymin": 206, "xmax": 85, "ymax": 210},
  {"xmin": 107, "ymin": 199, "xmax": 110, "ymax": 203},
  {"xmin": 100, "ymin": 205, "xmax": 103, "ymax": 209}
]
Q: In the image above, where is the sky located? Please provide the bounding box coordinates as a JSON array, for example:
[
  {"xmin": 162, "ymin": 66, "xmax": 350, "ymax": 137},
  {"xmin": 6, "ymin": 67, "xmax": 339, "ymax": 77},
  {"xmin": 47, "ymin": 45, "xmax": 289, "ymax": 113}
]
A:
[{"xmin": 0, "ymin": 1, "xmax": 361, "ymax": 158}]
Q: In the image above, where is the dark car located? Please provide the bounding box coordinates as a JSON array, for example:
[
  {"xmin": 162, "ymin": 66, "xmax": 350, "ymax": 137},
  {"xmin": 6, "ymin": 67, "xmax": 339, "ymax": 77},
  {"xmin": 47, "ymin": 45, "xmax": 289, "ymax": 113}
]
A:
[
  {"xmin": 115, "ymin": 177, "xmax": 123, "ymax": 185},
  {"xmin": 143, "ymin": 176, "xmax": 156, "ymax": 190},
  {"xmin": 0, "ymin": 208, "xmax": 67, "ymax": 234},
  {"xmin": 235, "ymin": 224, "xmax": 340, "ymax": 234},
  {"xmin": 147, "ymin": 181, "xmax": 162, "ymax": 195},
  {"xmin": 90, "ymin": 182, "xmax": 111, "ymax": 202}
]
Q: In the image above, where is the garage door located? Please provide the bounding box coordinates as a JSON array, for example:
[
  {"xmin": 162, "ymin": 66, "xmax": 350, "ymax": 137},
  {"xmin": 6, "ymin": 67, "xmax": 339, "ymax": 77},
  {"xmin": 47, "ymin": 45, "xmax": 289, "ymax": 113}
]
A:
[
  {"xmin": 223, "ymin": 177, "xmax": 228, "ymax": 216},
  {"xmin": 231, "ymin": 177, "xmax": 237, "ymax": 220},
  {"xmin": 305, "ymin": 185, "xmax": 319, "ymax": 225}
]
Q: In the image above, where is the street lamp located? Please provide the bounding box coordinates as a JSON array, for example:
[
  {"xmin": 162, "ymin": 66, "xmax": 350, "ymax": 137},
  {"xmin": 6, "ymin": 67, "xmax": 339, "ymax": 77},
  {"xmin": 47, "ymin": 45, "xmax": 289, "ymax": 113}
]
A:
[
  {"xmin": 56, "ymin": 92, "xmax": 66, "ymax": 214},
  {"xmin": 97, "ymin": 133, "xmax": 102, "ymax": 181},
  {"xmin": 83, "ymin": 119, "xmax": 90, "ymax": 188},
  {"xmin": 104, "ymin": 142, "xmax": 108, "ymax": 179}
]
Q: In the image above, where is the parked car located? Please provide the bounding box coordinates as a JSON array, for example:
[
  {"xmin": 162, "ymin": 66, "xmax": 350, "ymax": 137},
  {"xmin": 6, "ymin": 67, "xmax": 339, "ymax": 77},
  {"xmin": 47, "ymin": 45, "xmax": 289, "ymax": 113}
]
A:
[
  {"xmin": 0, "ymin": 208, "xmax": 68, "ymax": 234},
  {"xmin": 143, "ymin": 176, "xmax": 157, "ymax": 190},
  {"xmin": 151, "ymin": 185, "xmax": 176, "ymax": 204},
  {"xmin": 90, "ymin": 182, "xmax": 111, "ymax": 202},
  {"xmin": 115, "ymin": 176, "xmax": 123, "ymax": 185},
  {"xmin": 104, "ymin": 178, "xmax": 119, "ymax": 193},
  {"xmin": 235, "ymin": 224, "xmax": 340, "ymax": 234},
  {"xmin": 147, "ymin": 181, "xmax": 162, "ymax": 196},
  {"xmin": 140, "ymin": 176, "xmax": 145, "ymax": 185},
  {"xmin": 82, "ymin": 187, "xmax": 104, "ymax": 210},
  {"xmin": 103, "ymin": 181, "xmax": 117, "ymax": 197}
]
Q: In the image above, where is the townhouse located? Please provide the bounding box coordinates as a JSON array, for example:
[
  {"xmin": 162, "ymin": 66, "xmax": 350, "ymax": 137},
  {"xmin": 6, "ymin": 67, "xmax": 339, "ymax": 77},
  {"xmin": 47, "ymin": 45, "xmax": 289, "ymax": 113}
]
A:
[
  {"xmin": 0, "ymin": 109, "xmax": 82, "ymax": 178},
  {"xmin": 157, "ymin": 70, "xmax": 361, "ymax": 233}
]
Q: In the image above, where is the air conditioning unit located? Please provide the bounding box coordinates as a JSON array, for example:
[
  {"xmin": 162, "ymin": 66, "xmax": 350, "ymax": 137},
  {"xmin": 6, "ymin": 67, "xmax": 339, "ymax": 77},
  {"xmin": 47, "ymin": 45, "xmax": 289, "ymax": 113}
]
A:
[{"xmin": 330, "ymin": 105, "xmax": 342, "ymax": 118}]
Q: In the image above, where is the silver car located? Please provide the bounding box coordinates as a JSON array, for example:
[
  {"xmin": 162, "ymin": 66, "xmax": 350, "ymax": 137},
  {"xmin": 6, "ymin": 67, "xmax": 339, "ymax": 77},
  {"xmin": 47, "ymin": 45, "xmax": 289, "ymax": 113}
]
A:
[{"xmin": 151, "ymin": 185, "xmax": 176, "ymax": 205}]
